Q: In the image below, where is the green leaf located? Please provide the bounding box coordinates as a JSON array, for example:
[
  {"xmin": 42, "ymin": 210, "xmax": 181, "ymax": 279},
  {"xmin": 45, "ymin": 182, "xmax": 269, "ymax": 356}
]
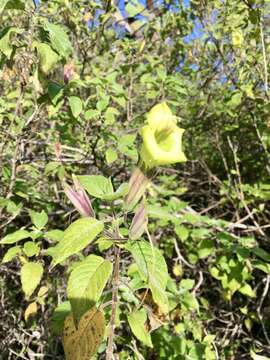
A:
[
  {"xmin": 67, "ymin": 255, "xmax": 112, "ymax": 321},
  {"xmin": 118, "ymin": 134, "xmax": 138, "ymax": 161},
  {"xmin": 239, "ymin": 283, "xmax": 256, "ymax": 298},
  {"xmin": 85, "ymin": 109, "xmax": 100, "ymax": 120},
  {"xmin": 48, "ymin": 82, "xmax": 63, "ymax": 105},
  {"xmin": 0, "ymin": 229, "xmax": 30, "ymax": 244},
  {"xmin": 252, "ymin": 247, "xmax": 270, "ymax": 262},
  {"xmin": 29, "ymin": 209, "xmax": 48, "ymax": 230},
  {"xmin": 23, "ymin": 241, "xmax": 40, "ymax": 257},
  {"xmin": 104, "ymin": 107, "xmax": 119, "ymax": 125},
  {"xmin": 79, "ymin": 175, "xmax": 128, "ymax": 201},
  {"xmin": 113, "ymin": 96, "xmax": 126, "ymax": 108},
  {"xmin": 78, "ymin": 175, "xmax": 113, "ymax": 199},
  {"xmin": 105, "ymin": 148, "xmax": 118, "ymax": 164},
  {"xmin": 0, "ymin": 27, "xmax": 23, "ymax": 58},
  {"xmin": 45, "ymin": 229, "xmax": 64, "ymax": 242},
  {"xmin": 43, "ymin": 21, "xmax": 72, "ymax": 58},
  {"xmin": 197, "ymin": 239, "xmax": 215, "ymax": 259},
  {"xmin": 127, "ymin": 308, "xmax": 153, "ymax": 347},
  {"xmin": 69, "ymin": 96, "xmax": 83, "ymax": 118},
  {"xmin": 147, "ymin": 205, "xmax": 175, "ymax": 221},
  {"xmin": 0, "ymin": 0, "xmax": 9, "ymax": 12},
  {"xmin": 46, "ymin": 218, "xmax": 104, "ymax": 267},
  {"xmin": 175, "ymin": 225, "xmax": 189, "ymax": 241},
  {"xmin": 51, "ymin": 301, "xmax": 71, "ymax": 335},
  {"xmin": 2, "ymin": 245, "xmax": 21, "ymax": 263},
  {"xmin": 182, "ymin": 292, "xmax": 199, "ymax": 311},
  {"xmin": 36, "ymin": 43, "xmax": 60, "ymax": 74},
  {"xmin": 21, "ymin": 262, "xmax": 43, "ymax": 298},
  {"xmin": 126, "ymin": 240, "xmax": 169, "ymax": 313},
  {"xmin": 96, "ymin": 96, "xmax": 110, "ymax": 112},
  {"xmin": 97, "ymin": 238, "xmax": 113, "ymax": 252},
  {"xmin": 227, "ymin": 92, "xmax": 242, "ymax": 108},
  {"xmin": 0, "ymin": 0, "xmax": 24, "ymax": 12}
]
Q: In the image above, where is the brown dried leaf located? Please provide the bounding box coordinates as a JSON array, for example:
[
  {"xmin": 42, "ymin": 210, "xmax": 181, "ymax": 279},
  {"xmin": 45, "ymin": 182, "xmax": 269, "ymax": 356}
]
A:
[{"xmin": 63, "ymin": 307, "xmax": 105, "ymax": 360}]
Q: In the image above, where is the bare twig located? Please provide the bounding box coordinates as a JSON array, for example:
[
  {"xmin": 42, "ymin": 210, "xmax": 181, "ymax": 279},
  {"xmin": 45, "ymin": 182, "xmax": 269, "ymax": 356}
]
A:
[
  {"xmin": 257, "ymin": 275, "xmax": 270, "ymax": 346},
  {"xmin": 173, "ymin": 238, "xmax": 195, "ymax": 269},
  {"xmin": 260, "ymin": 19, "xmax": 269, "ymax": 97},
  {"xmin": 192, "ymin": 270, "xmax": 203, "ymax": 296},
  {"xmin": 227, "ymin": 136, "xmax": 265, "ymax": 236}
]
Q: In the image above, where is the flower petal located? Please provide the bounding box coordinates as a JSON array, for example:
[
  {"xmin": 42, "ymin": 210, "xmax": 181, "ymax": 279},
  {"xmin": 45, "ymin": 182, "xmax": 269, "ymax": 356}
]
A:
[{"xmin": 147, "ymin": 102, "xmax": 176, "ymax": 132}]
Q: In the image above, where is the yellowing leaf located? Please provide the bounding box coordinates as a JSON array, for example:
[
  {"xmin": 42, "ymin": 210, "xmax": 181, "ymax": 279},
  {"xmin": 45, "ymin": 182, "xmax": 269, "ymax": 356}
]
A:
[
  {"xmin": 63, "ymin": 307, "xmax": 105, "ymax": 360},
  {"xmin": 21, "ymin": 262, "xmax": 43, "ymax": 299},
  {"xmin": 24, "ymin": 302, "xmax": 38, "ymax": 321},
  {"xmin": 38, "ymin": 286, "xmax": 49, "ymax": 297}
]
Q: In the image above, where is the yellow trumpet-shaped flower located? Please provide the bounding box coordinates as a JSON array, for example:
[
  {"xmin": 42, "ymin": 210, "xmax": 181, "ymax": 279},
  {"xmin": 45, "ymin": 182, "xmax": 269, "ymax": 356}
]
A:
[{"xmin": 140, "ymin": 102, "xmax": 187, "ymax": 169}]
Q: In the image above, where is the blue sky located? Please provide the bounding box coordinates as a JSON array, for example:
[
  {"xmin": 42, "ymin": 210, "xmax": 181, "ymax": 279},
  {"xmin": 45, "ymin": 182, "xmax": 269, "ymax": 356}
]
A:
[
  {"xmin": 35, "ymin": 0, "xmax": 203, "ymax": 43},
  {"xmin": 116, "ymin": 0, "xmax": 203, "ymax": 43}
]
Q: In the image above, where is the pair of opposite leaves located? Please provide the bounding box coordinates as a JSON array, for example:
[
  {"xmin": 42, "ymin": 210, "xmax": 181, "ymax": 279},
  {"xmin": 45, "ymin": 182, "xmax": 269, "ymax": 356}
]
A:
[{"xmin": 63, "ymin": 307, "xmax": 105, "ymax": 360}]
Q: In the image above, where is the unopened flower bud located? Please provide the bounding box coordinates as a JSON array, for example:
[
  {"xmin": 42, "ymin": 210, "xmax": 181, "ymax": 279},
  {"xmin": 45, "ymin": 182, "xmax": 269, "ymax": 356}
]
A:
[
  {"xmin": 124, "ymin": 167, "xmax": 149, "ymax": 211},
  {"xmin": 64, "ymin": 62, "xmax": 75, "ymax": 84},
  {"xmin": 129, "ymin": 202, "xmax": 148, "ymax": 240},
  {"xmin": 64, "ymin": 175, "xmax": 95, "ymax": 217}
]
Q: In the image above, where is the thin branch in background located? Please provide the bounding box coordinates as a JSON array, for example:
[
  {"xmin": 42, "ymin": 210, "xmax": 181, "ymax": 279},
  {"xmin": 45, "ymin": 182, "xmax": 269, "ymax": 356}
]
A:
[
  {"xmin": 252, "ymin": 117, "xmax": 270, "ymax": 176},
  {"xmin": 173, "ymin": 238, "xmax": 195, "ymax": 269},
  {"xmin": 260, "ymin": 19, "xmax": 269, "ymax": 98},
  {"xmin": 227, "ymin": 136, "xmax": 265, "ymax": 236},
  {"xmin": 192, "ymin": 270, "xmax": 204, "ymax": 296},
  {"xmin": 257, "ymin": 275, "xmax": 270, "ymax": 346}
]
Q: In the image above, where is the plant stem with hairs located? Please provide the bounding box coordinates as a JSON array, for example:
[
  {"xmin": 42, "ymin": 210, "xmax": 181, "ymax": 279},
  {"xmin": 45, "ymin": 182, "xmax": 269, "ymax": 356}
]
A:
[{"xmin": 106, "ymin": 245, "xmax": 121, "ymax": 360}]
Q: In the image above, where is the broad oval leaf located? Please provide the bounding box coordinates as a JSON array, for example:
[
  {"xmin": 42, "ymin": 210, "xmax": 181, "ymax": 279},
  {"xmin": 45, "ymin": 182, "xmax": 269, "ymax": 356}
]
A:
[
  {"xmin": 43, "ymin": 21, "xmax": 72, "ymax": 58},
  {"xmin": 63, "ymin": 307, "xmax": 105, "ymax": 360},
  {"xmin": 67, "ymin": 255, "xmax": 112, "ymax": 321},
  {"xmin": 127, "ymin": 308, "xmax": 153, "ymax": 347},
  {"xmin": 69, "ymin": 96, "xmax": 83, "ymax": 118},
  {"xmin": 78, "ymin": 175, "xmax": 128, "ymax": 201},
  {"xmin": 23, "ymin": 241, "xmax": 40, "ymax": 257},
  {"xmin": 46, "ymin": 218, "xmax": 104, "ymax": 267},
  {"xmin": 0, "ymin": 229, "xmax": 30, "ymax": 244},
  {"xmin": 2, "ymin": 245, "xmax": 21, "ymax": 263},
  {"xmin": 35, "ymin": 42, "xmax": 59, "ymax": 75},
  {"xmin": 21, "ymin": 262, "xmax": 43, "ymax": 299},
  {"xmin": 78, "ymin": 175, "xmax": 114, "ymax": 199},
  {"xmin": 29, "ymin": 209, "xmax": 48, "ymax": 230},
  {"xmin": 126, "ymin": 240, "xmax": 169, "ymax": 313}
]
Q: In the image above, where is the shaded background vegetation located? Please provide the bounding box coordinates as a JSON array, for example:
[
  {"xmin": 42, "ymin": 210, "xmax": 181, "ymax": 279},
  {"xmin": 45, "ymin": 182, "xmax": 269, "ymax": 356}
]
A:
[{"xmin": 1, "ymin": 0, "xmax": 270, "ymax": 359}]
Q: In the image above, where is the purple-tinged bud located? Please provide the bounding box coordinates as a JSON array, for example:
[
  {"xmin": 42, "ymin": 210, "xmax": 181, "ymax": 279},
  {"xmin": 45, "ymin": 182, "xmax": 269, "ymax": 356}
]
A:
[
  {"xmin": 64, "ymin": 176, "xmax": 95, "ymax": 217},
  {"xmin": 124, "ymin": 167, "xmax": 149, "ymax": 211},
  {"xmin": 64, "ymin": 63, "xmax": 75, "ymax": 84},
  {"xmin": 129, "ymin": 202, "xmax": 148, "ymax": 240}
]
